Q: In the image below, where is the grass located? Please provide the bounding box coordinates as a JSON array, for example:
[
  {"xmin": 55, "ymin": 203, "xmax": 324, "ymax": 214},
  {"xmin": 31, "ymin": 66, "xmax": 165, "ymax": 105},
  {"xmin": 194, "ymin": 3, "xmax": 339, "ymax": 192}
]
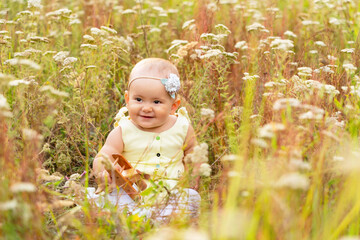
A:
[{"xmin": 1, "ymin": 0, "xmax": 360, "ymax": 239}]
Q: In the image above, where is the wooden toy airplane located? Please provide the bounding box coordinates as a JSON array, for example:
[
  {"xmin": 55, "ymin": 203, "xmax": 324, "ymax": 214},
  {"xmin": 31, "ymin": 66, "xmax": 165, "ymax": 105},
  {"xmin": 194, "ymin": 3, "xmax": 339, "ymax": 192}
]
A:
[{"xmin": 103, "ymin": 153, "xmax": 148, "ymax": 201}]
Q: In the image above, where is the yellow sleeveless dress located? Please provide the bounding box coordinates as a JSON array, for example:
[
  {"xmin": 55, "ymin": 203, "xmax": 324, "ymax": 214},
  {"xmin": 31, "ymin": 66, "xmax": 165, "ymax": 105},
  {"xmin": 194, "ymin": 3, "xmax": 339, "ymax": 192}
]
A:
[{"xmin": 114, "ymin": 107, "xmax": 190, "ymax": 189}]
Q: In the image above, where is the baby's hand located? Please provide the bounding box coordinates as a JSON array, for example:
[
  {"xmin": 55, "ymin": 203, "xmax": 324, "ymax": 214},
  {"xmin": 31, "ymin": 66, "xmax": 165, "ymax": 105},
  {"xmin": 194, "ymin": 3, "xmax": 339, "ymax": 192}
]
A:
[
  {"xmin": 122, "ymin": 169, "xmax": 149, "ymax": 191},
  {"xmin": 95, "ymin": 169, "xmax": 117, "ymax": 194}
]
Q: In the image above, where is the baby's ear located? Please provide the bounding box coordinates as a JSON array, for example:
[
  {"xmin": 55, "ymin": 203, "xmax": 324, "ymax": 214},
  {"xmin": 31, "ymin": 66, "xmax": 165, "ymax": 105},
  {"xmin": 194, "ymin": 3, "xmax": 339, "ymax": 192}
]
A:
[
  {"xmin": 171, "ymin": 98, "xmax": 181, "ymax": 114},
  {"xmin": 124, "ymin": 91, "xmax": 129, "ymax": 104}
]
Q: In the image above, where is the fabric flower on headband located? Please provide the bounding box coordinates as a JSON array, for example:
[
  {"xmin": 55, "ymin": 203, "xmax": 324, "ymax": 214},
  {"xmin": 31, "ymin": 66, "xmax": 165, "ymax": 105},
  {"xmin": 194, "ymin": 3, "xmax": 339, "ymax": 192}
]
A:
[{"xmin": 160, "ymin": 73, "xmax": 180, "ymax": 99}]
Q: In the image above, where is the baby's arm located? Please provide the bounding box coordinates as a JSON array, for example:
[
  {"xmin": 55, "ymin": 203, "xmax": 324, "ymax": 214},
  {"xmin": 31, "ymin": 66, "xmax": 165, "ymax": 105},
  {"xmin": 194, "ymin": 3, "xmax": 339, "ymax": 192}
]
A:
[
  {"xmin": 184, "ymin": 124, "xmax": 197, "ymax": 157},
  {"xmin": 183, "ymin": 124, "xmax": 201, "ymax": 190},
  {"xmin": 93, "ymin": 126, "xmax": 124, "ymax": 192}
]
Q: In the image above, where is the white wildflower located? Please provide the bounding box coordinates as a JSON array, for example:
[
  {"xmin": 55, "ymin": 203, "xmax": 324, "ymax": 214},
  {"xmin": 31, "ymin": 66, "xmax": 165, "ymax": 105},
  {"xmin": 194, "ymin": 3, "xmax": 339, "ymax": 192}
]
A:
[
  {"xmin": 0, "ymin": 94, "xmax": 12, "ymax": 118},
  {"xmin": 28, "ymin": 0, "xmax": 42, "ymax": 9},
  {"xmin": 215, "ymin": 24, "xmax": 231, "ymax": 34},
  {"xmin": 46, "ymin": 8, "xmax": 72, "ymax": 17},
  {"xmin": 323, "ymin": 84, "xmax": 339, "ymax": 95},
  {"xmin": 149, "ymin": 28, "xmax": 161, "ymax": 33},
  {"xmin": 22, "ymin": 128, "xmax": 43, "ymax": 141},
  {"xmin": 343, "ymin": 63, "xmax": 357, "ymax": 71},
  {"xmin": 297, "ymin": 67, "xmax": 312, "ymax": 77},
  {"xmin": 219, "ymin": 0, "xmax": 237, "ymax": 3},
  {"xmin": 101, "ymin": 26, "xmax": 117, "ymax": 34},
  {"xmin": 266, "ymin": 7, "xmax": 279, "ymax": 13},
  {"xmin": 53, "ymin": 51, "xmax": 69, "ymax": 63},
  {"xmin": 0, "ymin": 73, "xmax": 14, "ymax": 81},
  {"xmin": 4, "ymin": 58, "xmax": 41, "ymax": 70},
  {"xmin": 222, "ymin": 154, "xmax": 238, "ymax": 162},
  {"xmin": 275, "ymin": 172, "xmax": 309, "ymax": 190},
  {"xmin": 246, "ymin": 22, "xmax": 265, "ymax": 32},
  {"xmin": 69, "ymin": 19, "xmax": 81, "ymax": 25},
  {"xmin": 200, "ymin": 108, "xmax": 215, "ymax": 119},
  {"xmin": 90, "ymin": 27, "xmax": 106, "ymax": 36},
  {"xmin": 122, "ymin": 9, "xmax": 136, "ymax": 15},
  {"xmin": 299, "ymin": 111, "xmax": 323, "ymax": 120},
  {"xmin": 317, "ymin": 66, "xmax": 334, "ymax": 74},
  {"xmin": 347, "ymin": 41, "xmax": 355, "ymax": 44},
  {"xmin": 309, "ymin": 50, "xmax": 318, "ymax": 54},
  {"xmin": 222, "ymin": 52, "xmax": 238, "ymax": 60},
  {"xmin": 14, "ymin": 51, "xmax": 31, "ymax": 57},
  {"xmin": 234, "ymin": 41, "xmax": 248, "ymax": 50},
  {"xmin": 258, "ymin": 122, "xmax": 286, "ymax": 138},
  {"xmin": 184, "ymin": 143, "xmax": 208, "ymax": 163},
  {"xmin": 273, "ymin": 98, "xmax": 301, "ymax": 110},
  {"xmin": 77, "ymin": 32, "xmax": 92, "ymax": 41},
  {"xmin": 17, "ymin": 11, "xmax": 33, "ymax": 17},
  {"xmin": 207, "ymin": 2, "xmax": 218, "ymax": 12},
  {"xmin": 270, "ymin": 38, "xmax": 294, "ymax": 51},
  {"xmin": 0, "ymin": 94, "xmax": 10, "ymax": 110},
  {"xmin": 315, "ymin": 41, "xmax": 326, "ymax": 47},
  {"xmin": 289, "ymin": 159, "xmax": 311, "ymax": 171},
  {"xmin": 0, "ymin": 200, "xmax": 18, "ymax": 211},
  {"xmin": 264, "ymin": 81, "xmax": 276, "ymax": 87},
  {"xmin": 333, "ymin": 156, "xmax": 344, "ymax": 162},
  {"xmin": 341, "ymin": 48, "xmax": 355, "ymax": 53},
  {"xmin": 200, "ymin": 49, "xmax": 223, "ymax": 59},
  {"xmin": 80, "ymin": 44, "xmax": 98, "ymax": 49},
  {"xmin": 242, "ymin": 72, "xmax": 259, "ymax": 81},
  {"xmin": 284, "ymin": 30, "xmax": 297, "ymax": 38},
  {"xmin": 302, "ymin": 20, "xmax": 320, "ymax": 26},
  {"xmin": 62, "ymin": 57, "xmax": 77, "ymax": 66},
  {"xmin": 167, "ymin": 40, "xmax": 188, "ymax": 52},
  {"xmin": 182, "ymin": 19, "xmax": 195, "ymax": 29},
  {"xmin": 328, "ymin": 55, "xmax": 337, "ymax": 61},
  {"xmin": 8, "ymin": 79, "xmax": 35, "ymax": 86},
  {"xmin": 228, "ymin": 171, "xmax": 240, "ymax": 178},
  {"xmin": 250, "ymin": 114, "xmax": 260, "ymax": 119},
  {"xmin": 43, "ymin": 51, "xmax": 56, "ymax": 56},
  {"xmin": 200, "ymin": 33, "xmax": 220, "ymax": 41},
  {"xmin": 251, "ymin": 138, "xmax": 269, "ymax": 148},
  {"xmin": 28, "ymin": 36, "xmax": 50, "ymax": 43},
  {"xmin": 159, "ymin": 22, "xmax": 168, "ymax": 28},
  {"xmin": 263, "ymin": 92, "xmax": 285, "ymax": 98},
  {"xmin": 10, "ymin": 182, "xmax": 36, "ymax": 193},
  {"xmin": 329, "ymin": 17, "xmax": 342, "ymax": 25},
  {"xmin": 289, "ymin": 62, "xmax": 298, "ymax": 66},
  {"xmin": 199, "ymin": 163, "xmax": 211, "ymax": 177},
  {"xmin": 40, "ymin": 85, "xmax": 69, "ymax": 97}
]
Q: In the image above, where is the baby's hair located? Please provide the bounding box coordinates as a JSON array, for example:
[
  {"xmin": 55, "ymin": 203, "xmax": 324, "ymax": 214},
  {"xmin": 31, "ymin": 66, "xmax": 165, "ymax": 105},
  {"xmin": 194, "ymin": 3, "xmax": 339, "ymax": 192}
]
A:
[{"xmin": 129, "ymin": 58, "xmax": 179, "ymax": 82}]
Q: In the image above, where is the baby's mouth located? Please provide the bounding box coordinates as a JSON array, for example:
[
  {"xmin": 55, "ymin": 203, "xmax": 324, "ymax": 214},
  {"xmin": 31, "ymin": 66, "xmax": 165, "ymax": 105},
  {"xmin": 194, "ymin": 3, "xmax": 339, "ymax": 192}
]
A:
[{"xmin": 140, "ymin": 115, "xmax": 154, "ymax": 119}]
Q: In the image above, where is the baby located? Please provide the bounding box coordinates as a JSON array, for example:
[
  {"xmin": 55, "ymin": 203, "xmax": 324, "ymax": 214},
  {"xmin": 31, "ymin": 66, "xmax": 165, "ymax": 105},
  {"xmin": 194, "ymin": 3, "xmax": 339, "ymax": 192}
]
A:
[{"xmin": 89, "ymin": 58, "xmax": 200, "ymax": 219}]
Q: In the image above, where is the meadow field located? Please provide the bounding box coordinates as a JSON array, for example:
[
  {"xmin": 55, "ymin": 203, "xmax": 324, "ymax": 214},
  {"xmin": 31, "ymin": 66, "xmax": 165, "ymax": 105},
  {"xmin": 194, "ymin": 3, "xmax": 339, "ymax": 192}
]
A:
[{"xmin": 1, "ymin": 0, "xmax": 360, "ymax": 239}]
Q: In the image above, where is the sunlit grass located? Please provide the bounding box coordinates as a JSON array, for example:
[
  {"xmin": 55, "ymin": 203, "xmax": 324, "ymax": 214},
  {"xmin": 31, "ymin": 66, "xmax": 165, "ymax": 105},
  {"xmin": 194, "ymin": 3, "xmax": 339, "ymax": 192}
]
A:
[{"xmin": 1, "ymin": 0, "xmax": 360, "ymax": 239}]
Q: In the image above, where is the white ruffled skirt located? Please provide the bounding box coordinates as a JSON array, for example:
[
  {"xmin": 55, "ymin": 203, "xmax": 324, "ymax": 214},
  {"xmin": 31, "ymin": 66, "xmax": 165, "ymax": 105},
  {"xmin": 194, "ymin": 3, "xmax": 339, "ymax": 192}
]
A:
[{"xmin": 86, "ymin": 187, "xmax": 201, "ymax": 220}]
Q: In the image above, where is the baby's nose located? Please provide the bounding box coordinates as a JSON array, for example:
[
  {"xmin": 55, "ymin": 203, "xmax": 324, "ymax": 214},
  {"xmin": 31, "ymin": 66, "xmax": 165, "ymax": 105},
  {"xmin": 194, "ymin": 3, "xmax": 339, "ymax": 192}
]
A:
[{"xmin": 142, "ymin": 105, "xmax": 152, "ymax": 112}]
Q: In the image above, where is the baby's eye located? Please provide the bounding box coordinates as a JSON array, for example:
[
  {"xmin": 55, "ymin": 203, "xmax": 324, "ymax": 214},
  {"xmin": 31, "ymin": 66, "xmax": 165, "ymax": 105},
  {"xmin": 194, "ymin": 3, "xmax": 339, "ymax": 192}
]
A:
[
  {"xmin": 135, "ymin": 98, "xmax": 142, "ymax": 102},
  {"xmin": 154, "ymin": 100, "xmax": 161, "ymax": 104}
]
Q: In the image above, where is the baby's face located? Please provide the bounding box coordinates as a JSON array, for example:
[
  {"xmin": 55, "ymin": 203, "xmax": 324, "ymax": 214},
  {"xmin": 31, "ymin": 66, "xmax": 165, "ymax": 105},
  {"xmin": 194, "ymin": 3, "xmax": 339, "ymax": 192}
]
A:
[{"xmin": 125, "ymin": 78, "xmax": 178, "ymax": 132}]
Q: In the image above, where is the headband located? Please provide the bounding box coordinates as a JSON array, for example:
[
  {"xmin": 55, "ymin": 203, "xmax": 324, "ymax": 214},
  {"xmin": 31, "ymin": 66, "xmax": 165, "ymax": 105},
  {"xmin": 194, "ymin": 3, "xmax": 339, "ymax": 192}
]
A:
[{"xmin": 128, "ymin": 73, "xmax": 180, "ymax": 99}]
